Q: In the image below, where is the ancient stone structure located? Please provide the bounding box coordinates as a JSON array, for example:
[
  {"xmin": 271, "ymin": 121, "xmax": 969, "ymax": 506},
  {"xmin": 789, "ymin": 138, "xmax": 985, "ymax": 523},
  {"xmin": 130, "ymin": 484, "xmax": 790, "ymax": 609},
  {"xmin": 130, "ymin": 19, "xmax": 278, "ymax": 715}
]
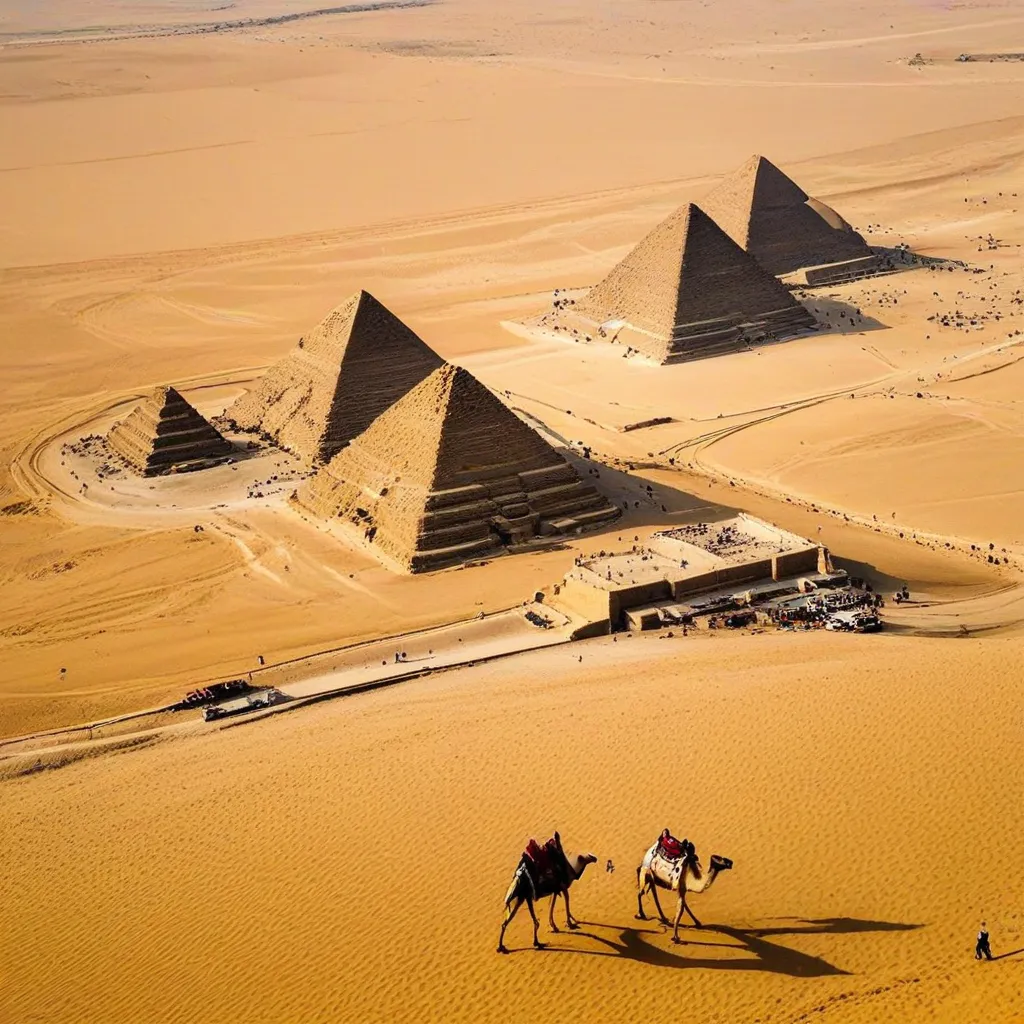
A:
[
  {"xmin": 295, "ymin": 363, "xmax": 619, "ymax": 572},
  {"xmin": 228, "ymin": 290, "xmax": 443, "ymax": 465},
  {"xmin": 106, "ymin": 386, "xmax": 233, "ymax": 476},
  {"xmin": 572, "ymin": 203, "xmax": 816, "ymax": 362},
  {"xmin": 700, "ymin": 155, "xmax": 873, "ymax": 275}
]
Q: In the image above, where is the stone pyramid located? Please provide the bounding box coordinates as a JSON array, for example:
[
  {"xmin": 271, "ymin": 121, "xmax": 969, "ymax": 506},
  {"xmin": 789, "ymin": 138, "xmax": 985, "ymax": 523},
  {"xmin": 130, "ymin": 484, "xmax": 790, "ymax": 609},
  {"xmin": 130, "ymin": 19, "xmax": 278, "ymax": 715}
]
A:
[
  {"xmin": 228, "ymin": 290, "xmax": 444, "ymax": 465},
  {"xmin": 106, "ymin": 386, "xmax": 233, "ymax": 476},
  {"xmin": 295, "ymin": 363, "xmax": 620, "ymax": 572},
  {"xmin": 700, "ymin": 155, "xmax": 871, "ymax": 275},
  {"xmin": 573, "ymin": 202, "xmax": 815, "ymax": 363}
]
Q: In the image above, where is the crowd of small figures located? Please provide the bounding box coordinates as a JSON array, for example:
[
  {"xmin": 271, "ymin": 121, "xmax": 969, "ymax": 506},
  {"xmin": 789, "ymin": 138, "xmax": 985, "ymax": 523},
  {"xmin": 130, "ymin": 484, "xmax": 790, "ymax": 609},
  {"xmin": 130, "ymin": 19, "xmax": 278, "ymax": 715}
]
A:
[{"xmin": 60, "ymin": 434, "xmax": 126, "ymax": 490}]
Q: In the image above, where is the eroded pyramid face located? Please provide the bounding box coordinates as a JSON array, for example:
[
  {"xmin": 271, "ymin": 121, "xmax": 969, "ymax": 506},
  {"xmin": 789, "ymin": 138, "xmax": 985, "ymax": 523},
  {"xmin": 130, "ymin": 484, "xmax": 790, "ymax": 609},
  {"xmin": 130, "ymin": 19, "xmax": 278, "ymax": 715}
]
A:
[
  {"xmin": 573, "ymin": 203, "xmax": 815, "ymax": 361},
  {"xmin": 228, "ymin": 291, "xmax": 443, "ymax": 465},
  {"xmin": 107, "ymin": 386, "xmax": 232, "ymax": 476},
  {"xmin": 700, "ymin": 155, "xmax": 870, "ymax": 275},
  {"xmin": 296, "ymin": 364, "xmax": 619, "ymax": 572}
]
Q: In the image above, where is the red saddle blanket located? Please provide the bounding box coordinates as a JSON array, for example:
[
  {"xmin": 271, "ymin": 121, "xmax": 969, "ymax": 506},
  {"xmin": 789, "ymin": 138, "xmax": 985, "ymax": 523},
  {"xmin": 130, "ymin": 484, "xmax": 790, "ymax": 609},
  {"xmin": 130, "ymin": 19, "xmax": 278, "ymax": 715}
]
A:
[
  {"xmin": 657, "ymin": 833, "xmax": 686, "ymax": 860},
  {"xmin": 523, "ymin": 836, "xmax": 570, "ymax": 893}
]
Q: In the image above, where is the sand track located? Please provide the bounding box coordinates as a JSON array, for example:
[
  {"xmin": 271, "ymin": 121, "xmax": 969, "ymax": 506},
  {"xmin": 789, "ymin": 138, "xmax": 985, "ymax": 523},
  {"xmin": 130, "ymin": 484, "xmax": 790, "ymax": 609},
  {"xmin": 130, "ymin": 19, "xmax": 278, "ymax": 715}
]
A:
[{"xmin": 0, "ymin": 1, "xmax": 437, "ymax": 47}]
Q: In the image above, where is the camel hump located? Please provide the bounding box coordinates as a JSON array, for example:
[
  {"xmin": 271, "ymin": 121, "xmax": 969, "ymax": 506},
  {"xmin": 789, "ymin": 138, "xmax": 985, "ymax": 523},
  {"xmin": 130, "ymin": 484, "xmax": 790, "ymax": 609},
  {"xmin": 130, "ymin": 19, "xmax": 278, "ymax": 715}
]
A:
[{"xmin": 523, "ymin": 834, "xmax": 571, "ymax": 895}]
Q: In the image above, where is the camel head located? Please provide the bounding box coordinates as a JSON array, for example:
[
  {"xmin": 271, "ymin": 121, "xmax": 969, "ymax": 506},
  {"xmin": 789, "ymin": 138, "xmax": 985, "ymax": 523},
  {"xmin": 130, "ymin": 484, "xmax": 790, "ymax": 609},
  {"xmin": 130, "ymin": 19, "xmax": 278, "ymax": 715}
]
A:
[
  {"xmin": 570, "ymin": 853, "xmax": 598, "ymax": 879},
  {"xmin": 709, "ymin": 854, "xmax": 734, "ymax": 873}
]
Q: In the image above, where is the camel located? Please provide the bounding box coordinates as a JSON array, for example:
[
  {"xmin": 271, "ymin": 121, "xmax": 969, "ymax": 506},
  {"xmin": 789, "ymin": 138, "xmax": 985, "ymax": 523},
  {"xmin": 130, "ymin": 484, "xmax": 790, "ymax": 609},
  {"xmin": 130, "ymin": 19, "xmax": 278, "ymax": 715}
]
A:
[
  {"xmin": 636, "ymin": 834, "xmax": 733, "ymax": 943},
  {"xmin": 497, "ymin": 834, "xmax": 597, "ymax": 953}
]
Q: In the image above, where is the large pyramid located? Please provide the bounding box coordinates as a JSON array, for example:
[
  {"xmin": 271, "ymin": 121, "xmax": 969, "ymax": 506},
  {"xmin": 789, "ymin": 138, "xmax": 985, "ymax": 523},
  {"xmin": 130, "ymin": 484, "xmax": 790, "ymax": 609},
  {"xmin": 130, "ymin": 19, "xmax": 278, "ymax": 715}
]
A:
[
  {"xmin": 572, "ymin": 203, "xmax": 816, "ymax": 363},
  {"xmin": 700, "ymin": 155, "xmax": 872, "ymax": 275},
  {"xmin": 228, "ymin": 290, "xmax": 444, "ymax": 465},
  {"xmin": 295, "ymin": 364, "xmax": 620, "ymax": 572},
  {"xmin": 106, "ymin": 386, "xmax": 233, "ymax": 476}
]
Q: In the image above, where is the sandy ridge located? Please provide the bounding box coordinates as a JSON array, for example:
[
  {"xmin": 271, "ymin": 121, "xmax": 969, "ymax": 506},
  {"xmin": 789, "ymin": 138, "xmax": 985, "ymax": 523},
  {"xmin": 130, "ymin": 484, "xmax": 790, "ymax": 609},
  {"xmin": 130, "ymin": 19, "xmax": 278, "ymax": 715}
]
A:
[{"xmin": 0, "ymin": 1, "xmax": 438, "ymax": 47}]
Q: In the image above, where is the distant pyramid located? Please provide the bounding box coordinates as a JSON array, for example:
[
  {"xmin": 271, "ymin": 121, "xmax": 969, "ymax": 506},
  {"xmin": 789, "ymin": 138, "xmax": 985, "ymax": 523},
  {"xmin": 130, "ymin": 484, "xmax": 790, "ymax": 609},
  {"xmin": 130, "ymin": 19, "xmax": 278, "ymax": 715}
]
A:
[
  {"xmin": 107, "ymin": 386, "xmax": 232, "ymax": 476},
  {"xmin": 573, "ymin": 203, "xmax": 815, "ymax": 363},
  {"xmin": 295, "ymin": 363, "xmax": 620, "ymax": 572},
  {"xmin": 228, "ymin": 290, "xmax": 444, "ymax": 465},
  {"xmin": 700, "ymin": 155, "xmax": 871, "ymax": 275}
]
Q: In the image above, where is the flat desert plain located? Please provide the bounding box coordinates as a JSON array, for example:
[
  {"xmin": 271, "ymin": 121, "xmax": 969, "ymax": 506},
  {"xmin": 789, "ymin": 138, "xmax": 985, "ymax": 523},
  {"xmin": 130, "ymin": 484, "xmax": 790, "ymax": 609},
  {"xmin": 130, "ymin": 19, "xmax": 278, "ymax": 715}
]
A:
[{"xmin": 1, "ymin": 1, "xmax": 1024, "ymax": 1022}]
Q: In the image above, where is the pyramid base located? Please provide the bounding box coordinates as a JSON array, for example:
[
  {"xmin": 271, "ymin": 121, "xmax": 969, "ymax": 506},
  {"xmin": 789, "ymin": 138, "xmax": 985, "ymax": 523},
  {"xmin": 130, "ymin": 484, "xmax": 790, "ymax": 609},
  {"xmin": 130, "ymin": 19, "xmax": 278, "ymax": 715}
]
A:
[
  {"xmin": 524, "ymin": 302, "xmax": 817, "ymax": 365},
  {"xmin": 784, "ymin": 252, "xmax": 914, "ymax": 288},
  {"xmin": 297, "ymin": 467, "xmax": 620, "ymax": 574}
]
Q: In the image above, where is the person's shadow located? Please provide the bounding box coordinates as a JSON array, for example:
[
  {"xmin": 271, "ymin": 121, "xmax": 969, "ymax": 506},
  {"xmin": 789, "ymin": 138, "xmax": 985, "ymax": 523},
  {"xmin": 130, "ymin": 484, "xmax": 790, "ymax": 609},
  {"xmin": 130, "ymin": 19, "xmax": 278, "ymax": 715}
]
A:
[
  {"xmin": 993, "ymin": 947, "xmax": 1024, "ymax": 961},
  {"xmin": 536, "ymin": 916, "xmax": 921, "ymax": 976}
]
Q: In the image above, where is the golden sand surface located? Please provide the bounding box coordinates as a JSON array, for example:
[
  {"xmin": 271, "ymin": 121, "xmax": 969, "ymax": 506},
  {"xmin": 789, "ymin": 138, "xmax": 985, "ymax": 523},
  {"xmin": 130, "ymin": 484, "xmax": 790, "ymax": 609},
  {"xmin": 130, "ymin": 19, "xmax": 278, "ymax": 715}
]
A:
[
  {"xmin": 2, "ymin": 2, "xmax": 1024, "ymax": 1020},
  {"xmin": 3, "ymin": 634, "xmax": 1023, "ymax": 1023}
]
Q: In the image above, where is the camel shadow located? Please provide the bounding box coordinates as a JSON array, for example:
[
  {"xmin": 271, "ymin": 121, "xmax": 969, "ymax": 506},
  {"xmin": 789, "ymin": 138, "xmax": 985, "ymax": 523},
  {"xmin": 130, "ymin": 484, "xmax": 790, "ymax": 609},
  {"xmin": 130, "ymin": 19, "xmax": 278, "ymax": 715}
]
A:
[{"xmin": 539, "ymin": 916, "xmax": 920, "ymax": 977}]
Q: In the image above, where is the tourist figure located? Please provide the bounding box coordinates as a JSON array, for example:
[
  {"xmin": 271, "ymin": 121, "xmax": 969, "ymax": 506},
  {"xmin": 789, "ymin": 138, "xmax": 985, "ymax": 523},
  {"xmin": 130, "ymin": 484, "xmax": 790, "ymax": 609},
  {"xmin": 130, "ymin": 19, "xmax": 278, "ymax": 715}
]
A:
[{"xmin": 976, "ymin": 922, "xmax": 993, "ymax": 960}]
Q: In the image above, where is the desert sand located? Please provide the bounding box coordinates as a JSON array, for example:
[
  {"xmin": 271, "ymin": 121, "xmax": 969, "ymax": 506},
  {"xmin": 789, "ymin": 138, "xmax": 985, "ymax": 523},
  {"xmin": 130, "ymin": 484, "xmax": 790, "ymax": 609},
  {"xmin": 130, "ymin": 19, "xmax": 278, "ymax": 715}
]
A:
[{"xmin": 2, "ymin": 1, "xmax": 1024, "ymax": 1021}]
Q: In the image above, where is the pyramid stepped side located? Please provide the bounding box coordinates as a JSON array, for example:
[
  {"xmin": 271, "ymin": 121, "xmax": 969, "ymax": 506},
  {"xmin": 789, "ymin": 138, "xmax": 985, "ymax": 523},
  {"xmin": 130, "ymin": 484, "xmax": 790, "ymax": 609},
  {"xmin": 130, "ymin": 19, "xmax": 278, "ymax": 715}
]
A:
[
  {"xmin": 702, "ymin": 155, "xmax": 871, "ymax": 276},
  {"xmin": 295, "ymin": 365, "xmax": 619, "ymax": 572},
  {"xmin": 574, "ymin": 208, "xmax": 687, "ymax": 344},
  {"xmin": 574, "ymin": 204, "xmax": 815, "ymax": 363},
  {"xmin": 107, "ymin": 387, "xmax": 232, "ymax": 476},
  {"xmin": 743, "ymin": 200, "xmax": 871, "ymax": 277},
  {"xmin": 228, "ymin": 292, "xmax": 443, "ymax": 465}
]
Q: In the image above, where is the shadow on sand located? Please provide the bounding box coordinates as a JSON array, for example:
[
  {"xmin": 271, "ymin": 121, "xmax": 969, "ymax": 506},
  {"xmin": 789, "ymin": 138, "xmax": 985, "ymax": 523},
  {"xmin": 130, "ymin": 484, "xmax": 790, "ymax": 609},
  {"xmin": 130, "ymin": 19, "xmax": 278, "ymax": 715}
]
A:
[
  {"xmin": 993, "ymin": 947, "xmax": 1024, "ymax": 961},
  {"xmin": 803, "ymin": 296, "xmax": 887, "ymax": 335},
  {"xmin": 523, "ymin": 917, "xmax": 921, "ymax": 977}
]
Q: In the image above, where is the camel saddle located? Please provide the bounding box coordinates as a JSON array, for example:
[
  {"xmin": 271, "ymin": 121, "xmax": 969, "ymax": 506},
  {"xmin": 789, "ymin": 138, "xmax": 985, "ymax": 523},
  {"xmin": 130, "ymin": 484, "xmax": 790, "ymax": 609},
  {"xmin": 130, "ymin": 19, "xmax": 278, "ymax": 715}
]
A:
[
  {"xmin": 657, "ymin": 833, "xmax": 687, "ymax": 861},
  {"xmin": 522, "ymin": 833, "xmax": 571, "ymax": 897},
  {"xmin": 650, "ymin": 832, "xmax": 693, "ymax": 889}
]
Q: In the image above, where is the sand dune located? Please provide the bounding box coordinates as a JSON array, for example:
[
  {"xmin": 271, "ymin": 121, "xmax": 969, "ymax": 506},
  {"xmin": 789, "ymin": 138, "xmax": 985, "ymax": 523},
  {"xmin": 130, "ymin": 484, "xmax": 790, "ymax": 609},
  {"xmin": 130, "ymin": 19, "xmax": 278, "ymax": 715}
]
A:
[{"xmin": 3, "ymin": 634, "xmax": 1023, "ymax": 1023}]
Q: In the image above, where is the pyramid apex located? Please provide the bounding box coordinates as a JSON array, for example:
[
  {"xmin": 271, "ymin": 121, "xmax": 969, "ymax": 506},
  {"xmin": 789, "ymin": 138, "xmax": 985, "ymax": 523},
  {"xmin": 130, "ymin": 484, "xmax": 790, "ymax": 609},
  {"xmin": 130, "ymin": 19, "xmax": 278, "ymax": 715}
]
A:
[{"xmin": 150, "ymin": 384, "xmax": 180, "ymax": 404}]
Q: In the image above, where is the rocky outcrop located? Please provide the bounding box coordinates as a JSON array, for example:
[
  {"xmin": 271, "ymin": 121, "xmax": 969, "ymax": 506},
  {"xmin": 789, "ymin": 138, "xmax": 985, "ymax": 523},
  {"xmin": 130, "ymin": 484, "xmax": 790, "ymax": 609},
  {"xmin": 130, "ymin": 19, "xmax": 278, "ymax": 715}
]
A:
[
  {"xmin": 700, "ymin": 155, "xmax": 871, "ymax": 275},
  {"xmin": 227, "ymin": 290, "xmax": 443, "ymax": 465},
  {"xmin": 106, "ymin": 386, "xmax": 232, "ymax": 476},
  {"xmin": 573, "ymin": 203, "xmax": 816, "ymax": 362},
  {"xmin": 295, "ymin": 364, "xmax": 619, "ymax": 572}
]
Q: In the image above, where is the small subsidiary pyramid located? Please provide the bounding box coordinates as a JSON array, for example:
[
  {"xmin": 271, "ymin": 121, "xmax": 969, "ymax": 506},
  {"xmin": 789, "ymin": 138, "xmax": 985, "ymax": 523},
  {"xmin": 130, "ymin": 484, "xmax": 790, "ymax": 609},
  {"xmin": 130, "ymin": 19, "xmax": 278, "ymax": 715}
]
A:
[
  {"xmin": 573, "ymin": 202, "xmax": 815, "ymax": 362},
  {"xmin": 295, "ymin": 363, "xmax": 619, "ymax": 572},
  {"xmin": 700, "ymin": 155, "xmax": 871, "ymax": 275},
  {"xmin": 106, "ymin": 386, "xmax": 233, "ymax": 476},
  {"xmin": 228, "ymin": 290, "xmax": 444, "ymax": 465}
]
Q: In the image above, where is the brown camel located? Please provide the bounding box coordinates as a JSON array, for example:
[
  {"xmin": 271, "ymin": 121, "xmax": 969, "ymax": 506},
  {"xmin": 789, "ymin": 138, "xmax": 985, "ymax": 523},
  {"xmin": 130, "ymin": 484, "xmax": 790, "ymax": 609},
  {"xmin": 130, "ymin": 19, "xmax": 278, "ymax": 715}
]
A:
[
  {"xmin": 497, "ymin": 835, "xmax": 597, "ymax": 953},
  {"xmin": 636, "ymin": 836, "xmax": 733, "ymax": 943}
]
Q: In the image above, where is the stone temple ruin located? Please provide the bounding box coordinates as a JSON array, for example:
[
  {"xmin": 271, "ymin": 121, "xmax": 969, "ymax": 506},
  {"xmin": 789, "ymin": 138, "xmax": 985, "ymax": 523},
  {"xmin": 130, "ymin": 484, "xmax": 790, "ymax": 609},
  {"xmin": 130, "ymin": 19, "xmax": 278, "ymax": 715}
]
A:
[
  {"xmin": 547, "ymin": 203, "xmax": 816, "ymax": 363},
  {"xmin": 228, "ymin": 289, "xmax": 443, "ymax": 466},
  {"xmin": 294, "ymin": 363, "xmax": 620, "ymax": 572},
  {"xmin": 700, "ymin": 154, "xmax": 877, "ymax": 280},
  {"xmin": 549, "ymin": 514, "xmax": 840, "ymax": 632},
  {"xmin": 106, "ymin": 385, "xmax": 233, "ymax": 476}
]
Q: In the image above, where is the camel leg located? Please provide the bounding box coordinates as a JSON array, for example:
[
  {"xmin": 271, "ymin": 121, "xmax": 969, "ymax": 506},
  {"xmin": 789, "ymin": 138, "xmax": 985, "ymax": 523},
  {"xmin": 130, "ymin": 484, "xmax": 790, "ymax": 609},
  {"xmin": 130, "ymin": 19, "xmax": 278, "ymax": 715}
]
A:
[
  {"xmin": 684, "ymin": 900, "xmax": 703, "ymax": 928},
  {"xmin": 497, "ymin": 896, "xmax": 522, "ymax": 954},
  {"xmin": 650, "ymin": 882, "xmax": 671, "ymax": 925},
  {"xmin": 636, "ymin": 867, "xmax": 648, "ymax": 920},
  {"xmin": 526, "ymin": 896, "xmax": 544, "ymax": 949},
  {"xmin": 563, "ymin": 889, "xmax": 579, "ymax": 929},
  {"xmin": 671, "ymin": 894, "xmax": 685, "ymax": 944},
  {"xmin": 548, "ymin": 893, "xmax": 560, "ymax": 933}
]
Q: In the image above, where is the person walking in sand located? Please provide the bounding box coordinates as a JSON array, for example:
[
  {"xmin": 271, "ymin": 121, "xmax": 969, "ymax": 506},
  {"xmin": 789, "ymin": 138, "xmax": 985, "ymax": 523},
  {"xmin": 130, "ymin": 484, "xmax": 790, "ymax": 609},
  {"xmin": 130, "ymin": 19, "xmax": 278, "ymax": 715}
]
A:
[{"xmin": 976, "ymin": 922, "xmax": 993, "ymax": 960}]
